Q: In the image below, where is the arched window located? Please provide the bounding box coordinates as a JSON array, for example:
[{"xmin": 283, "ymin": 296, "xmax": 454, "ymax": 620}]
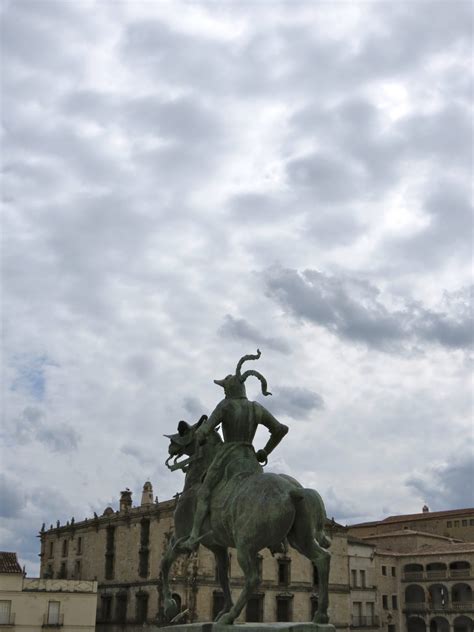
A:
[
  {"xmin": 407, "ymin": 617, "xmax": 427, "ymax": 632},
  {"xmin": 450, "ymin": 562, "xmax": 471, "ymax": 579},
  {"xmin": 428, "ymin": 584, "xmax": 449, "ymax": 609},
  {"xmin": 405, "ymin": 564, "xmax": 424, "ymax": 580},
  {"xmin": 426, "ymin": 563, "xmax": 447, "ymax": 580},
  {"xmin": 452, "ymin": 583, "xmax": 472, "ymax": 605},
  {"xmin": 406, "ymin": 585, "xmax": 426, "ymax": 607},
  {"xmin": 430, "ymin": 617, "xmax": 449, "ymax": 632},
  {"xmin": 453, "ymin": 616, "xmax": 473, "ymax": 632}
]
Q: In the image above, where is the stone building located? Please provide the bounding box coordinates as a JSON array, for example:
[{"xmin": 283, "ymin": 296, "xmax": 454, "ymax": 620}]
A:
[
  {"xmin": 38, "ymin": 486, "xmax": 474, "ymax": 632},
  {"xmin": 348, "ymin": 508, "xmax": 474, "ymax": 543},
  {"xmin": 348, "ymin": 511, "xmax": 474, "ymax": 632},
  {"xmin": 0, "ymin": 551, "xmax": 97, "ymax": 632},
  {"xmin": 38, "ymin": 482, "xmax": 372, "ymax": 627}
]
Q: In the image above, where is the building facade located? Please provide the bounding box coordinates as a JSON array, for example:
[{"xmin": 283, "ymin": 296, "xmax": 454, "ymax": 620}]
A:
[
  {"xmin": 38, "ymin": 486, "xmax": 474, "ymax": 632},
  {"xmin": 0, "ymin": 552, "xmax": 97, "ymax": 632}
]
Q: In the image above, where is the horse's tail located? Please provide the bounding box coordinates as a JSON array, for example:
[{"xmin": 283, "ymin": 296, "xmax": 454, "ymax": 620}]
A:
[{"xmin": 293, "ymin": 488, "xmax": 331, "ymax": 549}]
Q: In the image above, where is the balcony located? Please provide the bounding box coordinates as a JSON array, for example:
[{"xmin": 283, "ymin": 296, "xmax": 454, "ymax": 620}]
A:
[
  {"xmin": 351, "ymin": 616, "xmax": 380, "ymax": 627},
  {"xmin": 42, "ymin": 614, "xmax": 64, "ymax": 627},
  {"xmin": 451, "ymin": 601, "xmax": 473, "ymax": 611},
  {"xmin": 0, "ymin": 613, "xmax": 15, "ymax": 626},
  {"xmin": 403, "ymin": 571, "xmax": 472, "ymax": 582},
  {"xmin": 404, "ymin": 602, "xmax": 427, "ymax": 613}
]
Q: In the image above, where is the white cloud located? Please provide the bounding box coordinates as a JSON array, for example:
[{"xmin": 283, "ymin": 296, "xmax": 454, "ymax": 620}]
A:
[{"xmin": 1, "ymin": 0, "xmax": 472, "ymax": 574}]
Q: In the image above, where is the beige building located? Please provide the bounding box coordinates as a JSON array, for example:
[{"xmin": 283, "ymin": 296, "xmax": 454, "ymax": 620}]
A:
[
  {"xmin": 38, "ymin": 486, "xmax": 474, "ymax": 632},
  {"xmin": 348, "ymin": 511, "xmax": 474, "ymax": 632},
  {"xmin": 38, "ymin": 482, "xmax": 377, "ymax": 627},
  {"xmin": 0, "ymin": 551, "xmax": 97, "ymax": 632},
  {"xmin": 348, "ymin": 508, "xmax": 474, "ymax": 543}
]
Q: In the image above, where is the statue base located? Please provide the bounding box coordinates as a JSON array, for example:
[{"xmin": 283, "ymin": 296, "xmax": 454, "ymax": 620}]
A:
[{"xmin": 159, "ymin": 624, "xmax": 335, "ymax": 632}]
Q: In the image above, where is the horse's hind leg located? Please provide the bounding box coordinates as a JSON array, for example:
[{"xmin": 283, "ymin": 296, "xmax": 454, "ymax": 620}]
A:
[
  {"xmin": 216, "ymin": 546, "xmax": 259, "ymax": 624},
  {"xmin": 209, "ymin": 546, "xmax": 233, "ymax": 620},
  {"xmin": 160, "ymin": 537, "xmax": 182, "ymax": 621},
  {"xmin": 288, "ymin": 497, "xmax": 331, "ymax": 623}
]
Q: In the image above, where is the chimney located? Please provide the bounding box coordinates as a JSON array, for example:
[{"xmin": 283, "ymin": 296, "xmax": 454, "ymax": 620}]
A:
[
  {"xmin": 120, "ymin": 489, "xmax": 132, "ymax": 513},
  {"xmin": 141, "ymin": 482, "xmax": 154, "ymax": 507},
  {"xmin": 422, "ymin": 504, "xmax": 429, "ymax": 513}
]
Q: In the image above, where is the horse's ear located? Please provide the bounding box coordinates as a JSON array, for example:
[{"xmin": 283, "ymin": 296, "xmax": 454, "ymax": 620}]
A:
[
  {"xmin": 195, "ymin": 415, "xmax": 208, "ymax": 429},
  {"xmin": 178, "ymin": 420, "xmax": 190, "ymax": 436}
]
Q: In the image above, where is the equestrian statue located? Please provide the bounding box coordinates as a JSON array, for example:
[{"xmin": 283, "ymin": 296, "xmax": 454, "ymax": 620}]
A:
[{"xmin": 160, "ymin": 350, "xmax": 331, "ymax": 625}]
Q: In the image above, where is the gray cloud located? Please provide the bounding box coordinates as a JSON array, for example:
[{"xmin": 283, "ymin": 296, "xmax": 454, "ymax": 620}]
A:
[
  {"xmin": 8, "ymin": 406, "xmax": 79, "ymax": 453},
  {"xmin": 406, "ymin": 447, "xmax": 474, "ymax": 511},
  {"xmin": 0, "ymin": 473, "xmax": 26, "ymax": 519},
  {"xmin": 264, "ymin": 266, "xmax": 473, "ymax": 351},
  {"xmin": 258, "ymin": 385, "xmax": 325, "ymax": 420},
  {"xmin": 183, "ymin": 397, "xmax": 208, "ymax": 419},
  {"xmin": 219, "ymin": 314, "xmax": 290, "ymax": 354}
]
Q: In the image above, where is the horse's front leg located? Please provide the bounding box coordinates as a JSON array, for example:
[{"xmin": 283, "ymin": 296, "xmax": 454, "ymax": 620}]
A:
[
  {"xmin": 160, "ymin": 537, "xmax": 181, "ymax": 621},
  {"xmin": 216, "ymin": 546, "xmax": 259, "ymax": 624},
  {"xmin": 210, "ymin": 546, "xmax": 233, "ymax": 620}
]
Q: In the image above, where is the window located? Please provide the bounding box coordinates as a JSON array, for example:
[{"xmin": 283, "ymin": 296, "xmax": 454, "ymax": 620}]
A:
[
  {"xmin": 382, "ymin": 565, "xmax": 387, "ymax": 576},
  {"xmin": 139, "ymin": 550, "xmax": 149, "ymax": 578},
  {"xmin": 116, "ymin": 594, "xmax": 127, "ymax": 623},
  {"xmin": 212, "ymin": 592, "xmax": 225, "ymax": 620},
  {"xmin": 392, "ymin": 595, "xmax": 398, "ymax": 610},
  {"xmin": 462, "ymin": 519, "xmax": 467, "ymax": 526},
  {"xmin": 470, "ymin": 519, "xmax": 474, "ymax": 526},
  {"xmin": 351, "ymin": 569, "xmax": 358, "ymax": 587},
  {"xmin": 352, "ymin": 601, "xmax": 362, "ymax": 625},
  {"xmin": 47, "ymin": 601, "xmax": 60, "ymax": 625},
  {"xmin": 278, "ymin": 559, "xmax": 290, "ymax": 586},
  {"xmin": 0, "ymin": 601, "xmax": 12, "ymax": 625},
  {"xmin": 276, "ymin": 596, "xmax": 292, "ymax": 622},
  {"xmin": 77, "ymin": 537, "xmax": 82, "ymax": 555},
  {"xmin": 392, "ymin": 567, "xmax": 396, "ymax": 577},
  {"xmin": 74, "ymin": 560, "xmax": 81, "ymax": 579},
  {"xmin": 58, "ymin": 562, "xmax": 66, "ymax": 579},
  {"xmin": 105, "ymin": 526, "xmax": 115, "ymax": 580},
  {"xmin": 49, "ymin": 542, "xmax": 54, "ymax": 558},
  {"xmin": 101, "ymin": 596, "xmax": 113, "ymax": 622},
  {"xmin": 136, "ymin": 592, "xmax": 148, "ymax": 623},
  {"xmin": 388, "ymin": 625, "xmax": 396, "ymax": 632},
  {"xmin": 360, "ymin": 570, "xmax": 366, "ymax": 588},
  {"xmin": 246, "ymin": 595, "xmax": 264, "ymax": 622},
  {"xmin": 454, "ymin": 521, "xmax": 460, "ymax": 527},
  {"xmin": 62, "ymin": 539, "xmax": 68, "ymax": 557},
  {"xmin": 447, "ymin": 521, "xmax": 452, "ymax": 527},
  {"xmin": 382, "ymin": 595, "xmax": 388, "ymax": 610}
]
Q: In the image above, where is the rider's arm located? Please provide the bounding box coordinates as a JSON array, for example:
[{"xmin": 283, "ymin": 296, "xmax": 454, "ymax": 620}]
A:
[
  {"xmin": 256, "ymin": 404, "xmax": 288, "ymax": 458},
  {"xmin": 196, "ymin": 400, "xmax": 225, "ymax": 442}
]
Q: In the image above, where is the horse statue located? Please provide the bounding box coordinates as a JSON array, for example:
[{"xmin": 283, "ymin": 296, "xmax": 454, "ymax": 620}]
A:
[{"xmin": 160, "ymin": 414, "xmax": 332, "ymax": 624}]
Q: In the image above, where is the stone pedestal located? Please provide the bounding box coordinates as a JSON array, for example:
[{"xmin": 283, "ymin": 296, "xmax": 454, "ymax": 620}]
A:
[{"xmin": 159, "ymin": 624, "xmax": 336, "ymax": 632}]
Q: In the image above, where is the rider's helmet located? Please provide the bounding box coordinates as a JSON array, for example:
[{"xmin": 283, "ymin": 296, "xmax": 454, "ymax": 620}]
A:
[{"xmin": 214, "ymin": 349, "xmax": 272, "ymax": 399}]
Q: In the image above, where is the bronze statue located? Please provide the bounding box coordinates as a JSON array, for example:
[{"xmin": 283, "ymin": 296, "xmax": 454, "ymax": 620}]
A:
[{"xmin": 161, "ymin": 351, "xmax": 331, "ymax": 625}]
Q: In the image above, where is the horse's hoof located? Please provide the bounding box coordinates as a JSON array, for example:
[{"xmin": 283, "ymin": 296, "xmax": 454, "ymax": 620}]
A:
[
  {"xmin": 214, "ymin": 606, "xmax": 232, "ymax": 622},
  {"xmin": 216, "ymin": 613, "xmax": 234, "ymax": 624},
  {"xmin": 164, "ymin": 597, "xmax": 178, "ymax": 620},
  {"xmin": 313, "ymin": 613, "xmax": 329, "ymax": 624}
]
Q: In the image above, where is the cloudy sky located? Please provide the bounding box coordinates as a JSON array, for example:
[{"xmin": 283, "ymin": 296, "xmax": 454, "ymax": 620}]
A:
[{"xmin": 1, "ymin": 0, "xmax": 473, "ymax": 575}]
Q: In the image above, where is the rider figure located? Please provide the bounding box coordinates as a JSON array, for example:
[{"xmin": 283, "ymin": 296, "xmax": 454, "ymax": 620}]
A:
[{"xmin": 180, "ymin": 350, "xmax": 288, "ymax": 551}]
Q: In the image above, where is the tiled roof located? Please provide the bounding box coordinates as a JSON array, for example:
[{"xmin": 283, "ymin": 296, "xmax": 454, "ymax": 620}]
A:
[
  {"xmin": 349, "ymin": 507, "xmax": 474, "ymax": 528},
  {"xmin": 0, "ymin": 552, "xmax": 22, "ymax": 574}
]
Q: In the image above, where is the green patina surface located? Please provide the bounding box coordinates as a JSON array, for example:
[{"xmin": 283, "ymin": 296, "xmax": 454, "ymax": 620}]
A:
[{"xmin": 161, "ymin": 351, "xmax": 332, "ymax": 625}]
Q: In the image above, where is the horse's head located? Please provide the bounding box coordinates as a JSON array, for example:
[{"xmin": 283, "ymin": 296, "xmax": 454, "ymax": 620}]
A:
[{"xmin": 164, "ymin": 414, "xmax": 221, "ymax": 472}]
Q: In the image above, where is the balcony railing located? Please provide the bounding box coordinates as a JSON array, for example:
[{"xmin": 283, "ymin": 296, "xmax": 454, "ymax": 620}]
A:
[
  {"xmin": 451, "ymin": 569, "xmax": 470, "ymax": 578},
  {"xmin": 405, "ymin": 602, "xmax": 427, "ymax": 612},
  {"xmin": 0, "ymin": 613, "xmax": 15, "ymax": 626},
  {"xmin": 426, "ymin": 571, "xmax": 447, "ymax": 579},
  {"xmin": 351, "ymin": 616, "xmax": 380, "ymax": 627},
  {"xmin": 403, "ymin": 570, "xmax": 471, "ymax": 581},
  {"xmin": 451, "ymin": 601, "xmax": 473, "ymax": 611},
  {"xmin": 42, "ymin": 614, "xmax": 64, "ymax": 627},
  {"xmin": 404, "ymin": 572, "xmax": 424, "ymax": 581}
]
